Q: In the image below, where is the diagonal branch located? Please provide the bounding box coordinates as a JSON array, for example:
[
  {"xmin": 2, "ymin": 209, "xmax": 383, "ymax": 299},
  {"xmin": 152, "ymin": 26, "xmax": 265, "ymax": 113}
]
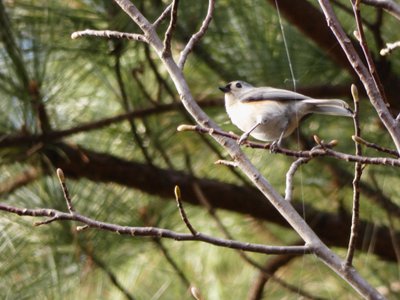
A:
[
  {"xmin": 33, "ymin": 142, "xmax": 400, "ymax": 262},
  {"xmin": 153, "ymin": 4, "xmax": 173, "ymax": 28},
  {"xmin": 178, "ymin": 0, "xmax": 215, "ymax": 69},
  {"xmin": 362, "ymin": 0, "xmax": 400, "ymax": 20},
  {"xmin": 345, "ymin": 84, "xmax": 363, "ymax": 267},
  {"xmin": 318, "ymin": 0, "xmax": 400, "ymax": 154},
  {"xmin": 162, "ymin": 0, "xmax": 179, "ymax": 58}
]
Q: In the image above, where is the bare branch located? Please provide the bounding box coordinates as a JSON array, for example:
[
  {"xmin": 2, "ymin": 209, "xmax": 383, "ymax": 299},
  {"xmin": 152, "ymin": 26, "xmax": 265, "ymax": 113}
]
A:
[
  {"xmin": 351, "ymin": 0, "xmax": 388, "ymax": 106},
  {"xmin": 0, "ymin": 100, "xmax": 220, "ymax": 148},
  {"xmin": 285, "ymin": 157, "xmax": 312, "ymax": 202},
  {"xmin": 56, "ymin": 168, "xmax": 75, "ymax": 213},
  {"xmin": 345, "ymin": 84, "xmax": 363, "ymax": 267},
  {"xmin": 178, "ymin": 0, "xmax": 215, "ymax": 69},
  {"xmin": 318, "ymin": 0, "xmax": 400, "ymax": 153},
  {"xmin": 78, "ymin": 1, "xmax": 387, "ymax": 297},
  {"xmin": 362, "ymin": 0, "xmax": 400, "ymax": 21},
  {"xmin": 153, "ymin": 4, "xmax": 173, "ymax": 28},
  {"xmin": 162, "ymin": 0, "xmax": 179, "ymax": 58},
  {"xmin": 352, "ymin": 135, "xmax": 400, "ymax": 157},
  {"xmin": 380, "ymin": 40, "xmax": 400, "ymax": 56},
  {"xmin": 193, "ymin": 183, "xmax": 320, "ymax": 300},
  {"xmin": 71, "ymin": 29, "xmax": 147, "ymax": 42},
  {"xmin": 0, "ymin": 202, "xmax": 312, "ymax": 255},
  {"xmin": 178, "ymin": 124, "xmax": 400, "ymax": 167},
  {"xmin": 214, "ymin": 159, "xmax": 239, "ymax": 167},
  {"xmin": 174, "ymin": 186, "xmax": 197, "ymax": 236}
]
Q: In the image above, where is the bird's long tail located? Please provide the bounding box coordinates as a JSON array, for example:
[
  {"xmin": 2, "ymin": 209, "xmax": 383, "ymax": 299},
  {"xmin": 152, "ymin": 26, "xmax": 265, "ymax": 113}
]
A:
[{"xmin": 303, "ymin": 99, "xmax": 353, "ymax": 117}]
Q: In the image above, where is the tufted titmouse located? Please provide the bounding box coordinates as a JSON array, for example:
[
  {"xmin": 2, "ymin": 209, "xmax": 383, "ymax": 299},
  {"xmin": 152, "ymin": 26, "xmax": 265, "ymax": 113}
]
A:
[{"xmin": 219, "ymin": 81, "xmax": 353, "ymax": 146}]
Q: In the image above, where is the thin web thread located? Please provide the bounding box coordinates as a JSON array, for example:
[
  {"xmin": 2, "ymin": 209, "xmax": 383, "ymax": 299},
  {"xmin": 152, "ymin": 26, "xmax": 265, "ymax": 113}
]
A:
[
  {"xmin": 274, "ymin": 1, "xmax": 313, "ymax": 298},
  {"xmin": 274, "ymin": 0, "xmax": 305, "ymax": 216}
]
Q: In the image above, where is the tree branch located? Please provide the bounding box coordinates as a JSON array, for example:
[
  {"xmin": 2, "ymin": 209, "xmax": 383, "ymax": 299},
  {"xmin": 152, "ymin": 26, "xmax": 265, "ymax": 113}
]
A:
[
  {"xmin": 318, "ymin": 0, "xmax": 400, "ymax": 154},
  {"xmin": 380, "ymin": 40, "xmax": 400, "ymax": 56},
  {"xmin": 0, "ymin": 202, "xmax": 312, "ymax": 255},
  {"xmin": 178, "ymin": 124, "xmax": 400, "ymax": 167},
  {"xmin": 71, "ymin": 29, "xmax": 147, "ymax": 42},
  {"xmin": 362, "ymin": 0, "xmax": 400, "ymax": 21},
  {"xmin": 178, "ymin": 0, "xmax": 215, "ymax": 69},
  {"xmin": 39, "ymin": 141, "xmax": 400, "ymax": 262},
  {"xmin": 162, "ymin": 0, "xmax": 179, "ymax": 58},
  {"xmin": 285, "ymin": 156, "xmax": 312, "ymax": 202},
  {"xmin": 345, "ymin": 84, "xmax": 363, "ymax": 267}
]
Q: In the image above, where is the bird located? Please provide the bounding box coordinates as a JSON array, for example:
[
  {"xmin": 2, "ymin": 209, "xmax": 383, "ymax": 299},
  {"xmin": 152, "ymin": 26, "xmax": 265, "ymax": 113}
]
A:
[{"xmin": 219, "ymin": 80, "xmax": 353, "ymax": 146}]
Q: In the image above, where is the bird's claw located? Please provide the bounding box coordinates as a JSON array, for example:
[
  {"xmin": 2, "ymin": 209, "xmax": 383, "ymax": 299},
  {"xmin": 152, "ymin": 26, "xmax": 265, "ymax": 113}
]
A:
[
  {"xmin": 237, "ymin": 133, "xmax": 249, "ymax": 145},
  {"xmin": 269, "ymin": 140, "xmax": 281, "ymax": 153}
]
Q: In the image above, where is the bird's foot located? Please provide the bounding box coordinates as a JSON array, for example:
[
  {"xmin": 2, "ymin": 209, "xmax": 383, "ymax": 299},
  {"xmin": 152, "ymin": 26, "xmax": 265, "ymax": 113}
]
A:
[
  {"xmin": 237, "ymin": 133, "xmax": 249, "ymax": 145},
  {"xmin": 269, "ymin": 140, "xmax": 281, "ymax": 153}
]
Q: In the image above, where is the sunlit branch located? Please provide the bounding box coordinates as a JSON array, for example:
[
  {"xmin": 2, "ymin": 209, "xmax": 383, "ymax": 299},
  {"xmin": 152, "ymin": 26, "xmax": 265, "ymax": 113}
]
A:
[
  {"xmin": 285, "ymin": 157, "xmax": 312, "ymax": 202},
  {"xmin": 71, "ymin": 29, "xmax": 147, "ymax": 42},
  {"xmin": 352, "ymin": 136, "xmax": 399, "ymax": 157},
  {"xmin": 318, "ymin": 0, "xmax": 400, "ymax": 153},
  {"xmin": 0, "ymin": 203, "xmax": 312, "ymax": 255},
  {"xmin": 193, "ymin": 183, "xmax": 322, "ymax": 300},
  {"xmin": 380, "ymin": 40, "xmax": 400, "ymax": 56}
]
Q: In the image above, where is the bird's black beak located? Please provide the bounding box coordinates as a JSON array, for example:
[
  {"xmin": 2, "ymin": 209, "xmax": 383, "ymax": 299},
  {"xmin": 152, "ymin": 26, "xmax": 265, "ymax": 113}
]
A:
[{"xmin": 219, "ymin": 84, "xmax": 231, "ymax": 93}]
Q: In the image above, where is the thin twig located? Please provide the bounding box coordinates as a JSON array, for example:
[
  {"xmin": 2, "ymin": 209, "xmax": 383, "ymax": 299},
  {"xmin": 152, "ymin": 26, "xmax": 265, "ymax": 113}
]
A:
[
  {"xmin": 351, "ymin": 0, "xmax": 388, "ymax": 107},
  {"xmin": 56, "ymin": 168, "xmax": 75, "ymax": 213},
  {"xmin": 214, "ymin": 159, "xmax": 239, "ymax": 167},
  {"xmin": 162, "ymin": 0, "xmax": 179, "ymax": 58},
  {"xmin": 178, "ymin": 124, "xmax": 400, "ymax": 167},
  {"xmin": 153, "ymin": 4, "xmax": 173, "ymax": 28},
  {"xmin": 362, "ymin": 0, "xmax": 400, "ymax": 21},
  {"xmin": 71, "ymin": 29, "xmax": 147, "ymax": 42},
  {"xmin": 345, "ymin": 85, "xmax": 363, "ymax": 267},
  {"xmin": 380, "ymin": 40, "xmax": 400, "ymax": 56},
  {"xmin": 82, "ymin": 245, "xmax": 136, "ymax": 300},
  {"xmin": 174, "ymin": 185, "xmax": 197, "ymax": 235},
  {"xmin": 285, "ymin": 157, "xmax": 312, "ymax": 202},
  {"xmin": 0, "ymin": 202, "xmax": 312, "ymax": 255},
  {"xmin": 352, "ymin": 135, "xmax": 400, "ymax": 157},
  {"xmin": 178, "ymin": 0, "xmax": 215, "ymax": 69}
]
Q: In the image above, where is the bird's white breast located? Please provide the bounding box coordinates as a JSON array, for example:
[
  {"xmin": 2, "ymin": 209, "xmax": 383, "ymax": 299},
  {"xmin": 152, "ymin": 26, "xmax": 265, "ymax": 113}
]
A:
[{"xmin": 225, "ymin": 94, "xmax": 303, "ymax": 141}]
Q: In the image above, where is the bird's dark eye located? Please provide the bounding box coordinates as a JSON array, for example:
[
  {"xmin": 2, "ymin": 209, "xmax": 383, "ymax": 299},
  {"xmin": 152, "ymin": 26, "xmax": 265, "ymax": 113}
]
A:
[{"xmin": 236, "ymin": 82, "xmax": 242, "ymax": 88}]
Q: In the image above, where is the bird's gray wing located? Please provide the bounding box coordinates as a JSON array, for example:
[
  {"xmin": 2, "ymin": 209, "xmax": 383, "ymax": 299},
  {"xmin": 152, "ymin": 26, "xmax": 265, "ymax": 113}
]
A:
[{"xmin": 239, "ymin": 87, "xmax": 310, "ymax": 102}]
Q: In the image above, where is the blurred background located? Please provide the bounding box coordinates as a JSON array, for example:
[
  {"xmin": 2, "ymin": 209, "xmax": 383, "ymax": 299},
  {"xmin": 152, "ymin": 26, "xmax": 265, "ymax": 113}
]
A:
[{"xmin": 1, "ymin": 0, "xmax": 400, "ymax": 299}]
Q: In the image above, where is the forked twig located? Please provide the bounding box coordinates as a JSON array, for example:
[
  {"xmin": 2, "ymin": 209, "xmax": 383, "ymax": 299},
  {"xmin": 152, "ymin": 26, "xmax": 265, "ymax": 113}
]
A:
[
  {"xmin": 153, "ymin": 4, "xmax": 173, "ymax": 28},
  {"xmin": 162, "ymin": 0, "xmax": 179, "ymax": 58},
  {"xmin": 178, "ymin": 0, "xmax": 216, "ymax": 69}
]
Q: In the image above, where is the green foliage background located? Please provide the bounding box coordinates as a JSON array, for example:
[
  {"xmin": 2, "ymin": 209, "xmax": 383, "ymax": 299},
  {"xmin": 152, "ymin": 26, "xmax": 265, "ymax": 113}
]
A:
[{"xmin": 1, "ymin": 0, "xmax": 399, "ymax": 299}]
